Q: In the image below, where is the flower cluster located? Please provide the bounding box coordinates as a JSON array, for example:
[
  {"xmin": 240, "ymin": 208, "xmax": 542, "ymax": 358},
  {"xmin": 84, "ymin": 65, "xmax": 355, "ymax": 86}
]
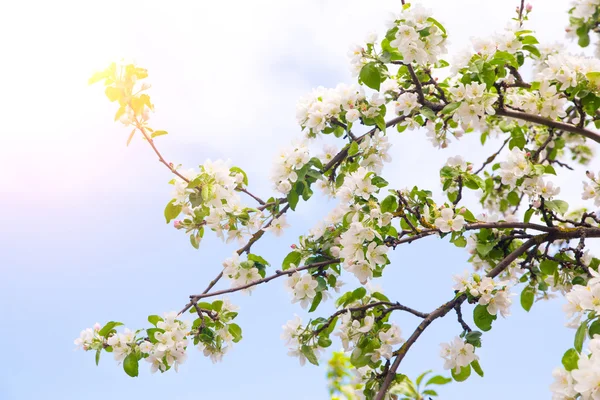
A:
[
  {"xmin": 271, "ymin": 140, "xmax": 311, "ymax": 194},
  {"xmin": 563, "ymin": 268, "xmax": 600, "ymax": 328},
  {"xmin": 439, "ymin": 337, "xmax": 478, "ymax": 373},
  {"xmin": 281, "ymin": 315, "xmax": 324, "ymax": 366},
  {"xmin": 285, "ymin": 272, "xmax": 319, "ymax": 309},
  {"xmin": 388, "ymin": 5, "xmax": 448, "ymax": 65},
  {"xmin": 295, "ymin": 84, "xmax": 367, "ymax": 136},
  {"xmin": 449, "ymin": 82, "xmax": 499, "ymax": 131},
  {"xmin": 452, "ymin": 272, "xmax": 513, "ymax": 317},
  {"xmin": 338, "ymin": 221, "xmax": 389, "ymax": 284},
  {"xmin": 170, "ymin": 160, "xmax": 266, "ymax": 247},
  {"xmin": 551, "ymin": 336, "xmax": 600, "ymax": 400},
  {"xmin": 140, "ymin": 312, "xmax": 190, "ymax": 372},
  {"xmin": 222, "ymin": 253, "xmax": 263, "ymax": 292},
  {"xmin": 507, "ymin": 81, "xmax": 568, "ymax": 120},
  {"xmin": 195, "ymin": 299, "xmax": 241, "ymax": 363}
]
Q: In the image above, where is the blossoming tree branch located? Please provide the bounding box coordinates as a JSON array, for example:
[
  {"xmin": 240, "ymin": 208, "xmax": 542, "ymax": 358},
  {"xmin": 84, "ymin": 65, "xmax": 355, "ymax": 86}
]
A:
[{"xmin": 76, "ymin": 1, "xmax": 600, "ymax": 398}]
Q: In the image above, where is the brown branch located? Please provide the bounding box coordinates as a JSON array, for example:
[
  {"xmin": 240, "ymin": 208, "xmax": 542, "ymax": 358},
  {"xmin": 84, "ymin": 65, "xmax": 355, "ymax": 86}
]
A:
[
  {"xmin": 474, "ymin": 138, "xmax": 509, "ymax": 175},
  {"xmin": 134, "ymin": 121, "xmax": 191, "ymax": 183},
  {"xmin": 495, "ymin": 109, "xmax": 600, "ymax": 144},
  {"xmin": 314, "ymin": 301, "xmax": 429, "ymax": 336},
  {"xmin": 187, "ymin": 258, "xmax": 340, "ymax": 303}
]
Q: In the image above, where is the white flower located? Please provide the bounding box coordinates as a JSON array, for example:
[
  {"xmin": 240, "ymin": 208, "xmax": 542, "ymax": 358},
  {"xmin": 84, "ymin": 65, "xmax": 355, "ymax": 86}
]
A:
[
  {"xmin": 440, "ymin": 337, "xmax": 478, "ymax": 372},
  {"xmin": 435, "ymin": 208, "xmax": 466, "ymax": 233}
]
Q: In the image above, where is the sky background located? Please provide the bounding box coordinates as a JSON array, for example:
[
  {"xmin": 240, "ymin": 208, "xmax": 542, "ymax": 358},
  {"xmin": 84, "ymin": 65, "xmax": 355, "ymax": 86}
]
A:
[{"xmin": 1, "ymin": 0, "xmax": 599, "ymax": 399}]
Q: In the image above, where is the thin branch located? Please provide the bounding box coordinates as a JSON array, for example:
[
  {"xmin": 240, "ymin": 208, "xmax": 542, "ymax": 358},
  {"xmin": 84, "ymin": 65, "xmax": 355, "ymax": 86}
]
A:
[
  {"xmin": 187, "ymin": 258, "xmax": 341, "ymax": 303},
  {"xmin": 474, "ymin": 138, "xmax": 509, "ymax": 175},
  {"xmin": 495, "ymin": 109, "xmax": 600, "ymax": 144}
]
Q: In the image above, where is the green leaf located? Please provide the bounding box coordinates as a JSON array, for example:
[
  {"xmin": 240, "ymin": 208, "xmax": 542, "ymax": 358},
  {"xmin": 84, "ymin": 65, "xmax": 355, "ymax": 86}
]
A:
[
  {"xmin": 228, "ymin": 323, "xmax": 243, "ymax": 343},
  {"xmin": 520, "ymin": 286, "xmax": 535, "ymax": 312},
  {"xmin": 287, "ymin": 185, "xmax": 299, "ymax": 210},
  {"xmin": 415, "ymin": 370, "xmax": 431, "ymax": 386},
  {"xmin": 509, "ymin": 128, "xmax": 526, "ymax": 150},
  {"xmin": 98, "ymin": 321, "xmax": 123, "ymax": 337},
  {"xmin": 359, "ymin": 62, "xmax": 381, "ymax": 91},
  {"xmin": 350, "ymin": 347, "xmax": 370, "ymax": 368},
  {"xmin": 164, "ymin": 199, "xmax": 182, "ymax": 223},
  {"xmin": 148, "ymin": 315, "xmax": 163, "ymax": 327},
  {"xmin": 301, "ymin": 345, "xmax": 319, "ymax": 366},
  {"xmin": 578, "ymin": 32, "xmax": 591, "ymax": 48},
  {"xmin": 151, "ymin": 130, "xmax": 168, "ymax": 138},
  {"xmin": 348, "ymin": 141, "xmax": 359, "ymax": 157},
  {"xmin": 507, "ymin": 191, "xmax": 520, "ymax": 206},
  {"xmin": 282, "ymin": 251, "xmax": 302, "ymax": 270},
  {"xmin": 524, "ymin": 208, "xmax": 534, "ymax": 224},
  {"xmin": 562, "ymin": 348, "xmax": 580, "ymax": 371},
  {"xmin": 427, "ymin": 17, "xmax": 446, "ymax": 35},
  {"xmin": 381, "ymin": 195, "xmax": 398, "ymax": 213},
  {"xmin": 451, "ymin": 364, "xmax": 471, "ymax": 382},
  {"xmin": 230, "ymin": 166, "xmax": 249, "ymax": 186},
  {"xmin": 540, "ymin": 259, "xmax": 558, "ymax": 275},
  {"xmin": 123, "ymin": 353, "xmax": 139, "ymax": 377},
  {"xmin": 95, "ymin": 349, "xmax": 101, "ymax": 366},
  {"xmin": 308, "ymin": 292, "xmax": 323, "ymax": 312},
  {"xmin": 440, "ymin": 102, "xmax": 461, "ymax": 115},
  {"xmin": 465, "ymin": 331, "xmax": 483, "ymax": 348},
  {"xmin": 248, "ymin": 253, "xmax": 270, "ymax": 266},
  {"xmin": 471, "ymin": 360, "xmax": 484, "ymax": 377},
  {"xmin": 520, "ymin": 35, "xmax": 539, "ymax": 45},
  {"xmin": 425, "ymin": 375, "xmax": 452, "ymax": 386},
  {"xmin": 589, "ymin": 320, "xmax": 600, "ymax": 338},
  {"xmin": 473, "ymin": 304, "xmax": 496, "ymax": 332},
  {"xmin": 545, "ymin": 200, "xmax": 569, "ymax": 215},
  {"xmin": 575, "ymin": 321, "xmax": 587, "ymax": 353}
]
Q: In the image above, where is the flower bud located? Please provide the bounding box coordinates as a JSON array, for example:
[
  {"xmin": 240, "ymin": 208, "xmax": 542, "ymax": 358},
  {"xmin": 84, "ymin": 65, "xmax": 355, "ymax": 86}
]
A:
[
  {"xmin": 94, "ymin": 323, "xmax": 101, "ymax": 331},
  {"xmin": 533, "ymin": 199, "xmax": 541, "ymax": 208},
  {"xmin": 587, "ymin": 171, "xmax": 595, "ymax": 179},
  {"xmin": 526, "ymin": 3, "xmax": 532, "ymax": 12},
  {"xmin": 459, "ymin": 208, "xmax": 466, "ymax": 214},
  {"xmin": 290, "ymin": 244, "xmax": 297, "ymax": 249},
  {"xmin": 173, "ymin": 220, "xmax": 182, "ymax": 229}
]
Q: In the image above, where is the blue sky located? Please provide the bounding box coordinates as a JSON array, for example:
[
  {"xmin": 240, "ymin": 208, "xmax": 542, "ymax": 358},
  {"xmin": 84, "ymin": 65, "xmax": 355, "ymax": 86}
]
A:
[{"xmin": 0, "ymin": 0, "xmax": 597, "ymax": 398}]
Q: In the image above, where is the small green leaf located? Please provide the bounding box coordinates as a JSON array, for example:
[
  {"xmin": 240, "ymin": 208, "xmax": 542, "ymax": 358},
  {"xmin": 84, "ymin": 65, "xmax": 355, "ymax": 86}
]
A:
[
  {"xmin": 164, "ymin": 199, "xmax": 182, "ymax": 223},
  {"xmin": 589, "ymin": 320, "xmax": 600, "ymax": 338},
  {"xmin": 148, "ymin": 315, "xmax": 163, "ymax": 327},
  {"xmin": 540, "ymin": 259, "xmax": 558, "ymax": 275},
  {"xmin": 308, "ymin": 292, "xmax": 323, "ymax": 313},
  {"xmin": 123, "ymin": 353, "xmax": 139, "ymax": 377},
  {"xmin": 95, "ymin": 349, "xmax": 101, "ymax": 366},
  {"xmin": 425, "ymin": 375, "xmax": 452, "ymax": 386},
  {"xmin": 98, "ymin": 321, "xmax": 123, "ymax": 337},
  {"xmin": 473, "ymin": 304, "xmax": 496, "ymax": 332},
  {"xmin": 282, "ymin": 251, "xmax": 303, "ymax": 270},
  {"xmin": 507, "ymin": 191, "xmax": 520, "ymax": 206},
  {"xmin": 451, "ymin": 364, "xmax": 471, "ymax": 382},
  {"xmin": 348, "ymin": 141, "xmax": 359, "ymax": 156},
  {"xmin": 228, "ymin": 323, "xmax": 243, "ymax": 343},
  {"xmin": 151, "ymin": 130, "xmax": 168, "ymax": 138},
  {"xmin": 520, "ymin": 286, "xmax": 535, "ymax": 312},
  {"xmin": 562, "ymin": 348, "xmax": 579, "ymax": 371},
  {"xmin": 471, "ymin": 360, "xmax": 484, "ymax": 377},
  {"xmin": 575, "ymin": 321, "xmax": 587, "ymax": 353},
  {"xmin": 301, "ymin": 345, "xmax": 319, "ymax": 366},
  {"xmin": 359, "ymin": 62, "xmax": 381, "ymax": 91},
  {"xmin": 440, "ymin": 102, "xmax": 461, "ymax": 115},
  {"xmin": 381, "ymin": 195, "xmax": 398, "ymax": 213},
  {"xmin": 545, "ymin": 200, "xmax": 569, "ymax": 215}
]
